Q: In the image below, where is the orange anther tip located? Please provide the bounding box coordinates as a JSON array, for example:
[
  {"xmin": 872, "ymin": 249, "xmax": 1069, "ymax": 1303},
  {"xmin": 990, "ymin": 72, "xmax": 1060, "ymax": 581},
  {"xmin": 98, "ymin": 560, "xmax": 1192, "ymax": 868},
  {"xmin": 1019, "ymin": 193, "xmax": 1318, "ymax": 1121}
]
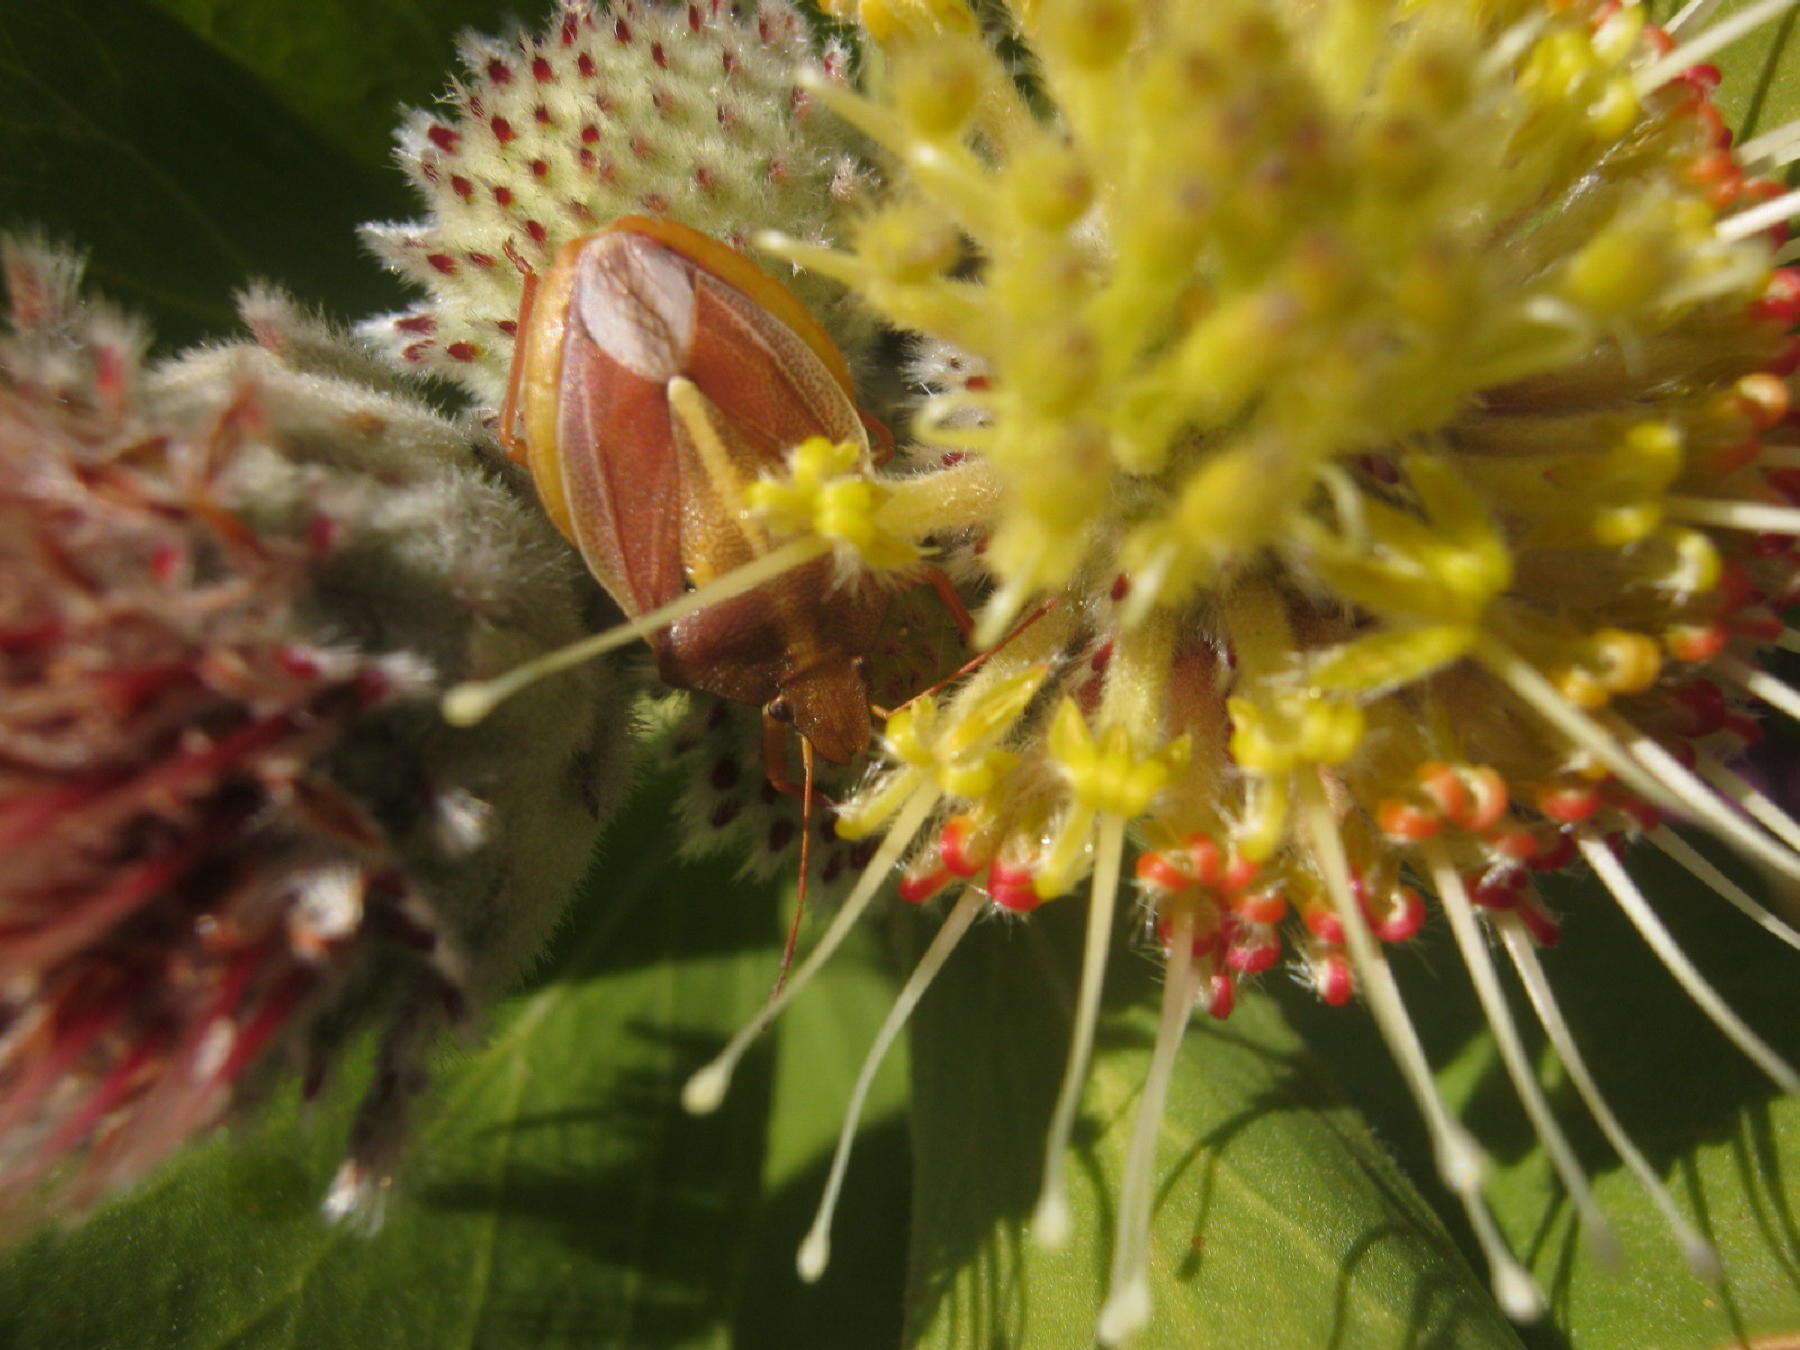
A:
[
  {"xmin": 938, "ymin": 816, "xmax": 986, "ymax": 876},
  {"xmin": 1134, "ymin": 851, "xmax": 1192, "ymax": 893}
]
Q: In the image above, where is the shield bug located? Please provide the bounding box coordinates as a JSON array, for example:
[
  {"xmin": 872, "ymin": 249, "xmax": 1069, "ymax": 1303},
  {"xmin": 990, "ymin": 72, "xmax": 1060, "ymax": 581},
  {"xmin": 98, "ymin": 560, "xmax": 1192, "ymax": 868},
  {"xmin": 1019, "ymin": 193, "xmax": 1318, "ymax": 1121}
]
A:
[{"xmin": 495, "ymin": 214, "xmax": 894, "ymax": 768}]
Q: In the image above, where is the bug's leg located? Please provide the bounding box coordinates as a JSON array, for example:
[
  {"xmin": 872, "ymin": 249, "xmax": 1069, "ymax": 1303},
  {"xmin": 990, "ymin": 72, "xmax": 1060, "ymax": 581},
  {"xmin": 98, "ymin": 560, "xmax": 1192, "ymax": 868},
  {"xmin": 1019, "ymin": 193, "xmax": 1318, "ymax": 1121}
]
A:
[
  {"xmin": 496, "ymin": 269, "xmax": 541, "ymax": 465},
  {"xmin": 890, "ymin": 598, "xmax": 1058, "ymax": 716},
  {"xmin": 771, "ymin": 736, "xmax": 818, "ymax": 994},
  {"xmin": 918, "ymin": 563, "xmax": 975, "ymax": 643},
  {"xmin": 859, "ymin": 407, "xmax": 896, "ymax": 467},
  {"xmin": 760, "ymin": 706, "xmax": 805, "ymax": 799}
]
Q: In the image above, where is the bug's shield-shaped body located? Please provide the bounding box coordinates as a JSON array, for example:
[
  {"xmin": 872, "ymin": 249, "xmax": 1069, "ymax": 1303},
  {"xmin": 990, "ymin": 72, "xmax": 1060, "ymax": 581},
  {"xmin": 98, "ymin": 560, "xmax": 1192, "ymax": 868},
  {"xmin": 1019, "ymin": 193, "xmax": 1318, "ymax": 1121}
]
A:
[{"xmin": 515, "ymin": 218, "xmax": 885, "ymax": 763}]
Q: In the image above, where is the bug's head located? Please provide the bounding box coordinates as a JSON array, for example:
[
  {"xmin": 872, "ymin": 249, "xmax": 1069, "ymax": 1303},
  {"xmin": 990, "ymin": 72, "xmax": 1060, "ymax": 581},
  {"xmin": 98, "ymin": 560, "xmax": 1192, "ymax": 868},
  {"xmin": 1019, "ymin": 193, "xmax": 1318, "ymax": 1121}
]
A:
[{"xmin": 778, "ymin": 653, "xmax": 873, "ymax": 765}]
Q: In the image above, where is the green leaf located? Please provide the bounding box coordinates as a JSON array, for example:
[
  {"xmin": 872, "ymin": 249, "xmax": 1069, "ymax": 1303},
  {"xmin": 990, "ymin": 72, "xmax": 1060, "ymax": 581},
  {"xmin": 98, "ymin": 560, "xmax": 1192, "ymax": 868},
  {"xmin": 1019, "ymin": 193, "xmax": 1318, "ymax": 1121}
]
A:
[
  {"xmin": 900, "ymin": 900, "xmax": 1526, "ymax": 1349},
  {"xmin": 1276, "ymin": 844, "xmax": 1800, "ymax": 1350},
  {"xmin": 0, "ymin": 780, "xmax": 908, "ymax": 1350},
  {"xmin": 0, "ymin": 0, "xmax": 402, "ymax": 346},
  {"xmin": 1693, "ymin": 0, "xmax": 1800, "ymax": 143},
  {"xmin": 145, "ymin": 0, "xmax": 516, "ymax": 174}
]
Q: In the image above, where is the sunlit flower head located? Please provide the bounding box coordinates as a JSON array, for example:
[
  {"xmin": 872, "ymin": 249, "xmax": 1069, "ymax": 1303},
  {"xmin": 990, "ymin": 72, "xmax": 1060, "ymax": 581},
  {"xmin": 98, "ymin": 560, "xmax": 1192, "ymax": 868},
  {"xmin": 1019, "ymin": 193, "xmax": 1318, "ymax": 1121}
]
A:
[
  {"xmin": 373, "ymin": 0, "xmax": 1800, "ymax": 1342},
  {"xmin": 682, "ymin": 0, "xmax": 1800, "ymax": 1338}
]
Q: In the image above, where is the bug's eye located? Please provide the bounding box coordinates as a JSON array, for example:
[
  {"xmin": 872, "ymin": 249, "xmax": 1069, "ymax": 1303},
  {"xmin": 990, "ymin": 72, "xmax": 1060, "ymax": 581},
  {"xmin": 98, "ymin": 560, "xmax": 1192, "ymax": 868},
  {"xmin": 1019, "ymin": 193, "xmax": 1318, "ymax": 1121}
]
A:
[{"xmin": 765, "ymin": 695, "xmax": 794, "ymax": 724}]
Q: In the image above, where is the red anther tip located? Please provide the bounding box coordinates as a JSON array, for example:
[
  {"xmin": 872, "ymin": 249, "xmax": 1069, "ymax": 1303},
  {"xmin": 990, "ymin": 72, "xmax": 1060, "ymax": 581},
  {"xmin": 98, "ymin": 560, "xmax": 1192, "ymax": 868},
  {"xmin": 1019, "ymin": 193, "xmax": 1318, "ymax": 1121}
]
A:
[
  {"xmin": 986, "ymin": 860, "xmax": 1041, "ymax": 913},
  {"xmin": 1302, "ymin": 906, "xmax": 1344, "ymax": 945},
  {"xmin": 899, "ymin": 867, "xmax": 949, "ymax": 904},
  {"xmin": 1207, "ymin": 972, "xmax": 1236, "ymax": 1020},
  {"xmin": 1470, "ymin": 867, "xmax": 1524, "ymax": 910},
  {"xmin": 1220, "ymin": 851, "xmax": 1259, "ymax": 892},
  {"xmin": 1225, "ymin": 932, "xmax": 1281, "ymax": 974},
  {"xmin": 1371, "ymin": 886, "xmax": 1426, "ymax": 943},
  {"xmin": 1529, "ymin": 831, "xmax": 1578, "ymax": 873},
  {"xmin": 1752, "ymin": 270, "xmax": 1800, "ymax": 327},
  {"xmin": 1184, "ymin": 833, "xmax": 1223, "ymax": 886},
  {"xmin": 1517, "ymin": 895, "xmax": 1563, "ymax": 947},
  {"xmin": 1232, "ymin": 887, "xmax": 1286, "ymax": 926},
  {"xmin": 1665, "ymin": 622, "xmax": 1728, "ymax": 664},
  {"xmin": 1488, "ymin": 828, "xmax": 1540, "ymax": 864},
  {"xmin": 1683, "ymin": 63, "xmax": 1722, "ymax": 91},
  {"xmin": 1538, "ymin": 783, "xmax": 1601, "ymax": 823},
  {"xmin": 1377, "ymin": 798, "xmax": 1441, "ymax": 842},
  {"xmin": 938, "ymin": 817, "xmax": 985, "ymax": 876},
  {"xmin": 1317, "ymin": 955, "xmax": 1353, "ymax": 1006},
  {"xmin": 1135, "ymin": 851, "xmax": 1192, "ymax": 893}
]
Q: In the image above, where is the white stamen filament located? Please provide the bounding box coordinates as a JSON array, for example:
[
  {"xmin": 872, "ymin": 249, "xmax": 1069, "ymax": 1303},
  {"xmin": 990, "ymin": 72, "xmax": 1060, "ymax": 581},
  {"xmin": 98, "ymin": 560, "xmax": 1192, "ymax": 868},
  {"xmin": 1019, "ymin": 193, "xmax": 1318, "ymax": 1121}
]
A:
[
  {"xmin": 1637, "ymin": 0, "xmax": 1800, "ymax": 94},
  {"xmin": 1738, "ymin": 116, "xmax": 1800, "ymax": 162},
  {"xmin": 442, "ymin": 536, "xmax": 829, "ymax": 725},
  {"xmin": 1033, "ymin": 813, "xmax": 1126, "ymax": 1250},
  {"xmin": 683, "ymin": 786, "xmax": 936, "ymax": 1115},
  {"xmin": 1096, "ymin": 908, "xmax": 1203, "ymax": 1347},
  {"xmin": 1716, "ymin": 187, "xmax": 1800, "ymax": 242},
  {"xmin": 1650, "ymin": 827, "xmax": 1800, "ymax": 953},
  {"xmin": 1496, "ymin": 916, "xmax": 1721, "ymax": 1279},
  {"xmin": 1666, "ymin": 0, "xmax": 1726, "ymax": 35},
  {"xmin": 1299, "ymin": 777, "xmax": 1543, "ymax": 1318},
  {"xmin": 1716, "ymin": 654, "xmax": 1800, "ymax": 725},
  {"xmin": 798, "ymin": 887, "xmax": 984, "ymax": 1283},
  {"xmin": 1481, "ymin": 643, "xmax": 1687, "ymax": 819},
  {"xmin": 1299, "ymin": 778, "xmax": 1482, "ymax": 1191},
  {"xmin": 1426, "ymin": 845, "xmax": 1620, "ymax": 1266},
  {"xmin": 1577, "ymin": 833, "xmax": 1800, "ymax": 1092},
  {"xmin": 1696, "ymin": 749, "xmax": 1800, "ymax": 856},
  {"xmin": 975, "ymin": 572, "xmax": 1037, "ymax": 653},
  {"xmin": 1665, "ymin": 496, "xmax": 1800, "ymax": 535},
  {"xmin": 1619, "ymin": 728, "xmax": 1800, "ymax": 890},
  {"xmin": 1739, "ymin": 121, "xmax": 1800, "ymax": 170}
]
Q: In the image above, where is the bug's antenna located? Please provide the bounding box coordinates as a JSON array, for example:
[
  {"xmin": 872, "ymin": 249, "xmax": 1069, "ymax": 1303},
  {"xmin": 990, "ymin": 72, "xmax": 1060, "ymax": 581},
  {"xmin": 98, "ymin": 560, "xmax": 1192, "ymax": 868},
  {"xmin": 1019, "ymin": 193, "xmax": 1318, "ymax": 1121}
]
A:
[{"xmin": 774, "ymin": 735, "xmax": 816, "ymax": 993}]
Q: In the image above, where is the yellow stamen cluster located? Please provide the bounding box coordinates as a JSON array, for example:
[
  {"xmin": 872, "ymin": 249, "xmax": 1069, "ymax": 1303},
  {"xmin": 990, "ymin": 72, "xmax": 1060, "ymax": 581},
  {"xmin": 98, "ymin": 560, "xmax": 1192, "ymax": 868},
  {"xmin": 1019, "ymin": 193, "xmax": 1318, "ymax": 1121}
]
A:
[
  {"xmin": 781, "ymin": 0, "xmax": 1797, "ymax": 922},
  {"xmin": 746, "ymin": 435, "xmax": 921, "ymax": 568}
]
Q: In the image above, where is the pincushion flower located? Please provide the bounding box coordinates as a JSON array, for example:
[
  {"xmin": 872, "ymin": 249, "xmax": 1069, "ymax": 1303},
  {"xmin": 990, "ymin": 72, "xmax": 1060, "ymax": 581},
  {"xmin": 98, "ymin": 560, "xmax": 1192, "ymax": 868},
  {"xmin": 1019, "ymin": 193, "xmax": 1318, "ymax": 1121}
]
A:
[
  {"xmin": 0, "ymin": 240, "xmax": 620, "ymax": 1229},
  {"xmin": 353, "ymin": 0, "xmax": 1800, "ymax": 1342}
]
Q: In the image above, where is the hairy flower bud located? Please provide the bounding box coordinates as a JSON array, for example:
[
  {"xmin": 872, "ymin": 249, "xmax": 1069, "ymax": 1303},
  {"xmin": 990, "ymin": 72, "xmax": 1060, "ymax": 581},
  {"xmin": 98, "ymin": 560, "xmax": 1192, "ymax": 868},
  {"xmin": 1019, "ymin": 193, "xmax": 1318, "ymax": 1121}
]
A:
[{"xmin": 0, "ymin": 241, "xmax": 623, "ymax": 1227}]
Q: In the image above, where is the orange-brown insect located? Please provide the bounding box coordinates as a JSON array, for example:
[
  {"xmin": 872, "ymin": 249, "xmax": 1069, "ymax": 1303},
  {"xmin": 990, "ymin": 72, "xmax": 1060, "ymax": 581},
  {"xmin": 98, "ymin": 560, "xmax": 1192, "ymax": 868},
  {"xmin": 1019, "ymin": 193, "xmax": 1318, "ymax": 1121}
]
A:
[{"xmin": 499, "ymin": 215, "xmax": 894, "ymax": 771}]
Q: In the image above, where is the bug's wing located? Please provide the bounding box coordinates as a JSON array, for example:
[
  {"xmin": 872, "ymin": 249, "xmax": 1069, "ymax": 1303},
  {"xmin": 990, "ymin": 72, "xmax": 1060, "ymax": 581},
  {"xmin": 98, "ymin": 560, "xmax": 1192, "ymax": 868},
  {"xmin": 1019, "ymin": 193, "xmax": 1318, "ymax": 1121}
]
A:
[
  {"xmin": 686, "ymin": 274, "xmax": 867, "ymax": 464},
  {"xmin": 554, "ymin": 302, "xmax": 688, "ymax": 618}
]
